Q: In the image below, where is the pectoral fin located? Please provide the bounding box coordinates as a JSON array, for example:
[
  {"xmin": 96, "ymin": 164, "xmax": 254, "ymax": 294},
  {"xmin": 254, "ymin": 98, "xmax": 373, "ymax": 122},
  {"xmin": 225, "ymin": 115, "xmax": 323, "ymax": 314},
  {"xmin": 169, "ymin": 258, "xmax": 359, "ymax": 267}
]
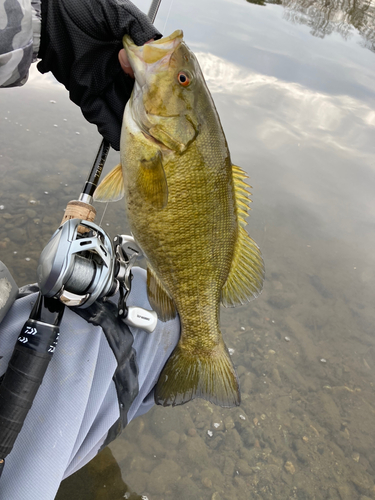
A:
[
  {"xmin": 221, "ymin": 165, "xmax": 265, "ymax": 307},
  {"xmin": 137, "ymin": 152, "xmax": 168, "ymax": 209},
  {"xmin": 93, "ymin": 164, "xmax": 125, "ymax": 202},
  {"xmin": 147, "ymin": 265, "xmax": 177, "ymax": 321}
]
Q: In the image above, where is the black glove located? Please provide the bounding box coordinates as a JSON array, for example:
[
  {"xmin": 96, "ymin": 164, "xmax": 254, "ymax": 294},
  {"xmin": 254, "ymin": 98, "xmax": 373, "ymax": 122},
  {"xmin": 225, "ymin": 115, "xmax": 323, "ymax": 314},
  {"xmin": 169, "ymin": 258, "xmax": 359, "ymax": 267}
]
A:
[{"xmin": 37, "ymin": 0, "xmax": 161, "ymax": 151}]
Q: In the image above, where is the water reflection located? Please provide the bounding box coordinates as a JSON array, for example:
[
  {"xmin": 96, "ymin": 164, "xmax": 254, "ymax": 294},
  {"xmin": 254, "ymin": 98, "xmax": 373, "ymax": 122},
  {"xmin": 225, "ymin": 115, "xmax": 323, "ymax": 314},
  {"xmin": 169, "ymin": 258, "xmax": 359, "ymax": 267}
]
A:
[
  {"xmin": 246, "ymin": 0, "xmax": 375, "ymax": 51},
  {"xmin": 2, "ymin": 0, "xmax": 375, "ymax": 497}
]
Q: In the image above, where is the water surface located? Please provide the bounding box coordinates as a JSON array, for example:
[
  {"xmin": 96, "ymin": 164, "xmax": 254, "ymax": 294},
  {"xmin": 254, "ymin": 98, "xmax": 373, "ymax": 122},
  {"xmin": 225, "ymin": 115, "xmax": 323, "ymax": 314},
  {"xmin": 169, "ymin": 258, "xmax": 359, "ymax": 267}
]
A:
[{"xmin": 1, "ymin": 0, "xmax": 375, "ymax": 498}]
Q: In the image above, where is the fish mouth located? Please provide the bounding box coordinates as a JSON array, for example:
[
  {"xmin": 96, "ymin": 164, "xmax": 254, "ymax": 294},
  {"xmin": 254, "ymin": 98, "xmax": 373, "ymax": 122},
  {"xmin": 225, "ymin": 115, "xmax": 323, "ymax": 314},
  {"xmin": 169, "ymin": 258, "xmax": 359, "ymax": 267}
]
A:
[
  {"xmin": 123, "ymin": 30, "xmax": 184, "ymax": 139},
  {"xmin": 123, "ymin": 30, "xmax": 184, "ymax": 77}
]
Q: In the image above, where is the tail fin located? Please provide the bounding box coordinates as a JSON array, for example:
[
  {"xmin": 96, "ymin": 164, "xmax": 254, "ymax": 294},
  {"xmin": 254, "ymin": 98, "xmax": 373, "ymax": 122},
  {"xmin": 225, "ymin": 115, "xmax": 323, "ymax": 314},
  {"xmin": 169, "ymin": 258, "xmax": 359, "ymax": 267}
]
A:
[{"xmin": 154, "ymin": 342, "xmax": 240, "ymax": 408}]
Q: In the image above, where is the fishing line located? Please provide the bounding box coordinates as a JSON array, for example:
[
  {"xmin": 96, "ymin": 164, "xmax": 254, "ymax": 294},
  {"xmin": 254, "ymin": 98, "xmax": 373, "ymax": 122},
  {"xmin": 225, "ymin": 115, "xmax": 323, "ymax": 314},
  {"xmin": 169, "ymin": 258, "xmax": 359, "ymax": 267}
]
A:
[
  {"xmin": 98, "ymin": 202, "xmax": 109, "ymax": 228},
  {"xmin": 162, "ymin": 0, "xmax": 175, "ymax": 33}
]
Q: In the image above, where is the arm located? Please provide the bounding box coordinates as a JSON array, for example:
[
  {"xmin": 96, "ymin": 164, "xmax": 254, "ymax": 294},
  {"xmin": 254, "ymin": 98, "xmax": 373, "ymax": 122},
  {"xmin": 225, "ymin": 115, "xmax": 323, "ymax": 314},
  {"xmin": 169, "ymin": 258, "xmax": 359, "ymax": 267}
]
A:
[
  {"xmin": 37, "ymin": 0, "xmax": 162, "ymax": 150},
  {"xmin": 0, "ymin": 0, "xmax": 41, "ymax": 87}
]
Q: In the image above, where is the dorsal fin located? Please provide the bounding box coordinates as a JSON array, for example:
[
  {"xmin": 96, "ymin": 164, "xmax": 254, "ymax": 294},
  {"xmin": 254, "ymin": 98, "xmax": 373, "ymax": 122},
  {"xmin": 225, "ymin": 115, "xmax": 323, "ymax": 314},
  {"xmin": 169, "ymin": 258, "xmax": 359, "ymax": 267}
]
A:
[{"xmin": 221, "ymin": 165, "xmax": 265, "ymax": 307}]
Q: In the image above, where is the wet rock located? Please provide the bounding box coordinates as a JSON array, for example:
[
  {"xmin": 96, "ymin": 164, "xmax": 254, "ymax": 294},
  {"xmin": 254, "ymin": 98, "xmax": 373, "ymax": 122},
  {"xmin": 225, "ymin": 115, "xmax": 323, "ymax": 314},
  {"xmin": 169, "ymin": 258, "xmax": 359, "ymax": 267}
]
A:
[
  {"xmin": 8, "ymin": 227, "xmax": 27, "ymax": 244},
  {"xmin": 149, "ymin": 407, "xmax": 194, "ymax": 437},
  {"xmin": 267, "ymin": 292, "xmax": 296, "ymax": 309},
  {"xmin": 337, "ymin": 484, "xmax": 356, "ymax": 500},
  {"xmin": 224, "ymin": 428, "xmax": 243, "ymax": 452},
  {"xmin": 327, "ymin": 487, "xmax": 341, "ymax": 500},
  {"xmin": 240, "ymin": 372, "xmax": 256, "ymax": 394},
  {"xmin": 208, "ymin": 434, "xmax": 223, "ymax": 450},
  {"xmin": 25, "ymin": 208, "xmax": 37, "ymax": 218},
  {"xmin": 138, "ymin": 434, "xmax": 166, "ymax": 457},
  {"xmin": 350, "ymin": 467, "xmax": 374, "ymax": 495},
  {"xmin": 239, "ymin": 426, "xmax": 256, "ymax": 447},
  {"xmin": 236, "ymin": 458, "xmax": 252, "ymax": 476},
  {"xmin": 309, "ymin": 274, "xmax": 333, "ymax": 299},
  {"xmin": 233, "ymin": 475, "xmax": 249, "ymax": 496},
  {"xmin": 315, "ymin": 393, "xmax": 341, "ymax": 432},
  {"xmin": 223, "ymin": 456, "xmax": 235, "ymax": 478},
  {"xmin": 284, "ymin": 461, "xmax": 295, "ymax": 474},
  {"xmin": 223, "ymin": 416, "xmax": 235, "ymax": 430},
  {"xmin": 352, "ymin": 452, "xmax": 360, "ymax": 463},
  {"xmin": 172, "ymin": 476, "xmax": 203, "ymax": 500},
  {"xmin": 124, "ymin": 470, "xmax": 149, "ymax": 495},
  {"xmin": 180, "ymin": 435, "xmax": 209, "ymax": 468},
  {"xmin": 202, "ymin": 476, "xmax": 212, "ymax": 488},
  {"xmin": 271, "ymin": 367, "xmax": 282, "ymax": 386},
  {"xmin": 147, "ymin": 459, "xmax": 181, "ymax": 494},
  {"xmin": 211, "ymin": 419, "xmax": 224, "ymax": 431},
  {"xmin": 164, "ymin": 430, "xmax": 180, "ymax": 449},
  {"xmin": 293, "ymin": 439, "xmax": 310, "ymax": 465}
]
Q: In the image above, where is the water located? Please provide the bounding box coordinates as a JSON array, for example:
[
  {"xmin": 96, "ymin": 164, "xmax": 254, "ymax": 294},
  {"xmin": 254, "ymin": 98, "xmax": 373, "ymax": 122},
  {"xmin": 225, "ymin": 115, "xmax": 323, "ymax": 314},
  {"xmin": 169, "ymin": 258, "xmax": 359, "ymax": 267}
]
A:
[{"xmin": 1, "ymin": 0, "xmax": 375, "ymax": 498}]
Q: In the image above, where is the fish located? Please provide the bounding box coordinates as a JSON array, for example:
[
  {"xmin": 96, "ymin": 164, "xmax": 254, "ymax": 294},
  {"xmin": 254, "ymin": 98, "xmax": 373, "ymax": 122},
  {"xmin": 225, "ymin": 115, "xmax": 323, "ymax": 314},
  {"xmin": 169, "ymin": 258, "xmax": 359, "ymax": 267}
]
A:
[{"xmin": 94, "ymin": 30, "xmax": 265, "ymax": 408}]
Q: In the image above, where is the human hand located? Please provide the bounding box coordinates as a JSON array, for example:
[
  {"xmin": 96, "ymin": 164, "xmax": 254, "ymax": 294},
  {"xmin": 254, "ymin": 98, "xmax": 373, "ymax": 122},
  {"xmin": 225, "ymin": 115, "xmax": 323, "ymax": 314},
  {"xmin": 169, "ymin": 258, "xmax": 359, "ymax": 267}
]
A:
[
  {"xmin": 37, "ymin": 0, "xmax": 161, "ymax": 151},
  {"xmin": 118, "ymin": 49, "xmax": 134, "ymax": 79}
]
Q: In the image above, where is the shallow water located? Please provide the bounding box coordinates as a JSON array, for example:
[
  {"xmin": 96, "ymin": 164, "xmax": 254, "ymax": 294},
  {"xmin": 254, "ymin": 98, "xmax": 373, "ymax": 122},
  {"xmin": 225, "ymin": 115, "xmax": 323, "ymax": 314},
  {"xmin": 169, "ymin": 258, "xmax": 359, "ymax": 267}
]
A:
[{"xmin": 1, "ymin": 0, "xmax": 375, "ymax": 498}]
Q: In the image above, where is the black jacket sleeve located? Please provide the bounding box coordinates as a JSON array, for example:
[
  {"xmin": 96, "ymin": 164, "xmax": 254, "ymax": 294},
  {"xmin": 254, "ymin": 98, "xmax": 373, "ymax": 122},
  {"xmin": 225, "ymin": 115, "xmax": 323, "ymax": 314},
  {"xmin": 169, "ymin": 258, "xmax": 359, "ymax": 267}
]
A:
[{"xmin": 37, "ymin": 0, "xmax": 161, "ymax": 150}]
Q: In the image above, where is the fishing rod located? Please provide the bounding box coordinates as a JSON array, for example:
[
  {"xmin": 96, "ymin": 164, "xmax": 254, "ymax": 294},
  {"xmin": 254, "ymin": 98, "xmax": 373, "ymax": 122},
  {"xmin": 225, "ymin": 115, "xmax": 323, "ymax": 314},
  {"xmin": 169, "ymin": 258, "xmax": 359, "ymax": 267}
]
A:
[{"xmin": 0, "ymin": 0, "xmax": 163, "ymax": 479}]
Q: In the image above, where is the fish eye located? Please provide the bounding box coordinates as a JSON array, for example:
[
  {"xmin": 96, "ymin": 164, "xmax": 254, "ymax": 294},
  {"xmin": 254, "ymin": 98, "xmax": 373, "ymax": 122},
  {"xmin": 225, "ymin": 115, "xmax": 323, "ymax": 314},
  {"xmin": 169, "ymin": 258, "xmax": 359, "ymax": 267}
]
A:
[{"xmin": 178, "ymin": 72, "xmax": 191, "ymax": 87}]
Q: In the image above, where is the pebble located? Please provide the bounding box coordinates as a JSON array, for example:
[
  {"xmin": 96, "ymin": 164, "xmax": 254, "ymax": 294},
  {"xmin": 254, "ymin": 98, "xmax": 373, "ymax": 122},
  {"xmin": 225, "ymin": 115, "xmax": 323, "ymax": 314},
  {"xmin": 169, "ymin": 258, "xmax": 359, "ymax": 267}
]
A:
[
  {"xmin": 202, "ymin": 477, "xmax": 212, "ymax": 488},
  {"xmin": 25, "ymin": 209, "xmax": 37, "ymax": 218},
  {"xmin": 352, "ymin": 452, "xmax": 360, "ymax": 462},
  {"xmin": 285, "ymin": 336, "xmax": 290, "ymax": 342},
  {"xmin": 224, "ymin": 416, "xmax": 235, "ymax": 430},
  {"xmin": 284, "ymin": 461, "xmax": 296, "ymax": 474},
  {"xmin": 253, "ymin": 417, "xmax": 259, "ymax": 426},
  {"xmin": 207, "ymin": 430, "xmax": 213, "ymax": 437},
  {"xmin": 320, "ymin": 358, "xmax": 327, "ymax": 363},
  {"xmin": 239, "ymin": 415, "xmax": 246, "ymax": 420},
  {"xmin": 0, "ymin": 205, "xmax": 4, "ymax": 210},
  {"xmin": 228, "ymin": 348, "xmax": 235, "ymax": 355},
  {"xmin": 44, "ymin": 191, "xmax": 49, "ymax": 195},
  {"xmin": 25, "ymin": 258, "xmax": 31, "ymax": 262},
  {"xmin": 50, "ymin": 100, "xmax": 56, "ymax": 103}
]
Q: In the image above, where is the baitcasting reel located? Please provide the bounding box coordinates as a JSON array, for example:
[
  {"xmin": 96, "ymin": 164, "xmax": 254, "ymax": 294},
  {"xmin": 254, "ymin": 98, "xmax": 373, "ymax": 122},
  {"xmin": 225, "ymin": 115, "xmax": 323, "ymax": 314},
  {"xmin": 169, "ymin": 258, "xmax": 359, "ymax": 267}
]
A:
[{"xmin": 37, "ymin": 218, "xmax": 157, "ymax": 333}]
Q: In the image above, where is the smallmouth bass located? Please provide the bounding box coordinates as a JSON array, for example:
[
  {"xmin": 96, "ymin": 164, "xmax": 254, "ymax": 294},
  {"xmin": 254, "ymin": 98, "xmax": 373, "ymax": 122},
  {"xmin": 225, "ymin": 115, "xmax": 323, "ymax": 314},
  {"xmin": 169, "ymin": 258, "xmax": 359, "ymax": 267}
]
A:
[{"xmin": 95, "ymin": 30, "xmax": 265, "ymax": 407}]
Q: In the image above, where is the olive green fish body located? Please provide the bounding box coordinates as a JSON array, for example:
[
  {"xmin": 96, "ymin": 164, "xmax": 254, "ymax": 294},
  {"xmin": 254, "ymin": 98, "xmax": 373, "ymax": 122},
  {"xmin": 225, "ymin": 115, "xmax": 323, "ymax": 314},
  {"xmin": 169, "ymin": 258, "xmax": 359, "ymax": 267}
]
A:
[{"xmin": 95, "ymin": 31, "xmax": 265, "ymax": 407}]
